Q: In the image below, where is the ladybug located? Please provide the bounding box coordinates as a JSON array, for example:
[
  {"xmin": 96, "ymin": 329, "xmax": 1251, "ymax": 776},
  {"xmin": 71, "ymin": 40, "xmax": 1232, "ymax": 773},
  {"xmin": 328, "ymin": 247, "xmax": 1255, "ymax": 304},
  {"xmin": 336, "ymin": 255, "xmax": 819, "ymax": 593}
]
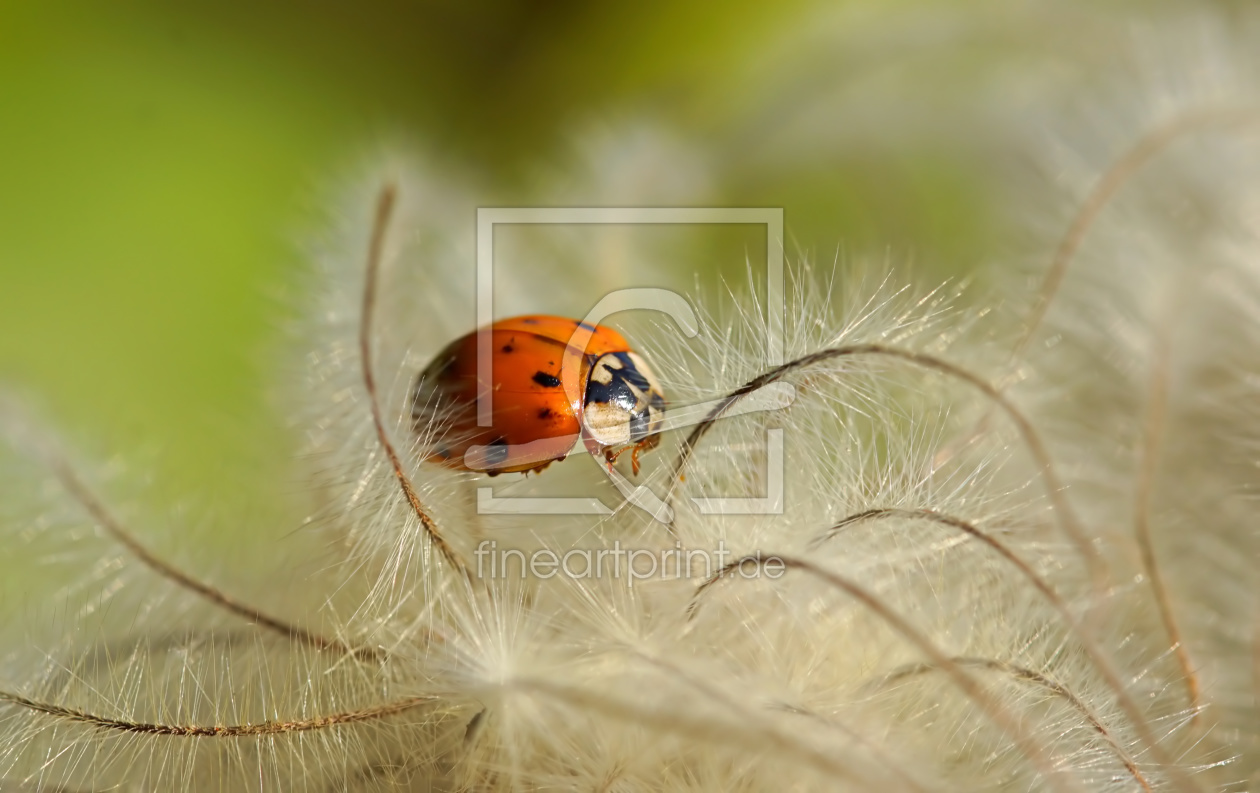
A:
[{"xmin": 412, "ymin": 315, "xmax": 666, "ymax": 476}]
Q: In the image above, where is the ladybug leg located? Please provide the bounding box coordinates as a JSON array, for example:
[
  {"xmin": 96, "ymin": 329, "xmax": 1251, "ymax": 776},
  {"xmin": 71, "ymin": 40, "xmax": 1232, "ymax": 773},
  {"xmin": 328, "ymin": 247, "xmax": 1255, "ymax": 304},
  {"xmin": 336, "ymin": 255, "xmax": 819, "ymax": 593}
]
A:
[
  {"xmin": 601, "ymin": 439, "xmax": 656, "ymax": 477},
  {"xmin": 628, "ymin": 435, "xmax": 660, "ymax": 477},
  {"xmin": 599, "ymin": 444, "xmax": 644, "ymax": 477},
  {"xmin": 604, "ymin": 445, "xmax": 639, "ymax": 475}
]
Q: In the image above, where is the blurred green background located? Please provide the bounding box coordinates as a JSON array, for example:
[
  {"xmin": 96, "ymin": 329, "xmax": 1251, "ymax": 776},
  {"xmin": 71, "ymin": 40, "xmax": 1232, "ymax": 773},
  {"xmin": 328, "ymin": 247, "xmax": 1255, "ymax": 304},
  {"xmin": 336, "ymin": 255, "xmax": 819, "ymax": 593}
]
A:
[
  {"xmin": 0, "ymin": 0, "xmax": 1227, "ymax": 557},
  {"xmin": 0, "ymin": 2, "xmax": 806, "ymax": 539}
]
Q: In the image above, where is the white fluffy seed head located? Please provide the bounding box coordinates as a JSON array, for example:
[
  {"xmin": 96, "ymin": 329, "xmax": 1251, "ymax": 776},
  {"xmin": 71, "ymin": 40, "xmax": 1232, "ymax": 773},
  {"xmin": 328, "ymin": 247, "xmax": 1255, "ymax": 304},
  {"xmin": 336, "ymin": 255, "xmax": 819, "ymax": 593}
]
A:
[{"xmin": 4, "ymin": 5, "xmax": 1260, "ymax": 791}]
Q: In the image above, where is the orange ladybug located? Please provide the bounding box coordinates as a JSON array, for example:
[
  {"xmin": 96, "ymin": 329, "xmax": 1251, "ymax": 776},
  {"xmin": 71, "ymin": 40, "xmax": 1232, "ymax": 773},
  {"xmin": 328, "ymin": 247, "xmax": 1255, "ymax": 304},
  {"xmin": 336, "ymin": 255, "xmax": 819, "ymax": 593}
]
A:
[{"xmin": 412, "ymin": 315, "xmax": 666, "ymax": 476}]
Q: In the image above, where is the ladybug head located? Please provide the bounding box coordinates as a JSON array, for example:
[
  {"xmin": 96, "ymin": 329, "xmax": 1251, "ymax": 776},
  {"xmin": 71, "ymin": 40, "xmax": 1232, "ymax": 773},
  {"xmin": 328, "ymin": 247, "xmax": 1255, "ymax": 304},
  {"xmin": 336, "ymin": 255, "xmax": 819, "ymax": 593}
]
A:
[{"xmin": 580, "ymin": 351, "xmax": 666, "ymax": 454}]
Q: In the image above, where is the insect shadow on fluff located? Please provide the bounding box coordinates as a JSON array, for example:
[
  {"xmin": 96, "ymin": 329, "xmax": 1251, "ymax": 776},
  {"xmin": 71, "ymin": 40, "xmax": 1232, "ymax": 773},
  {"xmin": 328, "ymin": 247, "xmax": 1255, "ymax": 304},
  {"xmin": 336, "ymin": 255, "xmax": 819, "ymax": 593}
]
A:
[{"xmin": 5, "ymin": 30, "xmax": 1260, "ymax": 793}]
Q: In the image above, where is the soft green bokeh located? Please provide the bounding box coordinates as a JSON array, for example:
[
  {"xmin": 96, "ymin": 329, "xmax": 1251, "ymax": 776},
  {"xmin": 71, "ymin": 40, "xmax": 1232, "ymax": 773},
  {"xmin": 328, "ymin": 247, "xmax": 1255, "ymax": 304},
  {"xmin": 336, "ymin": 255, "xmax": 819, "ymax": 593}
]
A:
[
  {"xmin": 1, "ymin": 0, "xmax": 1201, "ymax": 562},
  {"xmin": 0, "ymin": 2, "xmax": 976, "ymax": 542},
  {"xmin": 0, "ymin": 2, "xmax": 816, "ymax": 547}
]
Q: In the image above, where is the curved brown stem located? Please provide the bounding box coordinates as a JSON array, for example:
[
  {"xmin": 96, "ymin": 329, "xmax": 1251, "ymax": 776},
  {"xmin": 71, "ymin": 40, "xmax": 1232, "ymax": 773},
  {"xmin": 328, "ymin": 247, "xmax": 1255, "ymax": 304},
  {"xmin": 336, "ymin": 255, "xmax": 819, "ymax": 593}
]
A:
[
  {"xmin": 690, "ymin": 553, "xmax": 1201, "ymax": 793},
  {"xmin": 665, "ymin": 343, "xmax": 1105, "ymax": 601},
  {"xmin": 1013, "ymin": 106, "xmax": 1260, "ymax": 364},
  {"xmin": 689, "ymin": 553, "xmax": 1082, "ymax": 793},
  {"xmin": 1134, "ymin": 324, "xmax": 1200, "ymax": 722},
  {"xmin": 514, "ymin": 676, "xmax": 922, "ymax": 792},
  {"xmin": 48, "ymin": 455, "xmax": 377, "ymax": 661},
  {"xmin": 809, "ymin": 507, "xmax": 1177, "ymax": 783},
  {"xmin": 871, "ymin": 656, "xmax": 1151, "ymax": 793},
  {"xmin": 0, "ymin": 688, "xmax": 434, "ymax": 737},
  {"xmin": 936, "ymin": 106, "xmax": 1260, "ymax": 471},
  {"xmin": 994, "ymin": 107, "xmax": 1260, "ymax": 727},
  {"xmin": 625, "ymin": 648, "xmax": 931, "ymax": 793},
  {"xmin": 358, "ymin": 183, "xmax": 467, "ymax": 575},
  {"xmin": 811, "ymin": 508, "xmax": 1077, "ymax": 622},
  {"xmin": 765, "ymin": 701, "xmax": 932, "ymax": 793}
]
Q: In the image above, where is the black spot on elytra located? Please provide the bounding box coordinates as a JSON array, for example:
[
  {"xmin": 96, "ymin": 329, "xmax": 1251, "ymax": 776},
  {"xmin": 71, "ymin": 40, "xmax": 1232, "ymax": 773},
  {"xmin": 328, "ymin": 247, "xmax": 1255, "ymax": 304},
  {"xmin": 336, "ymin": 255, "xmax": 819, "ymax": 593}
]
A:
[
  {"xmin": 538, "ymin": 407, "xmax": 553, "ymax": 419},
  {"xmin": 532, "ymin": 371, "xmax": 562, "ymax": 388},
  {"xmin": 485, "ymin": 437, "xmax": 510, "ymax": 467},
  {"xmin": 521, "ymin": 318, "xmax": 539, "ymax": 324},
  {"xmin": 501, "ymin": 344, "xmax": 514, "ymax": 353}
]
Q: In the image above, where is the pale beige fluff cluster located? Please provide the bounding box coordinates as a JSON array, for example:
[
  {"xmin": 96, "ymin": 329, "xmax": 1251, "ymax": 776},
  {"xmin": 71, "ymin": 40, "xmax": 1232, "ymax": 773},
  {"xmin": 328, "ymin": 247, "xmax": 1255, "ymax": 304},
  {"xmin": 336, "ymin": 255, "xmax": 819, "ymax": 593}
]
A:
[{"xmin": 4, "ymin": 5, "xmax": 1260, "ymax": 792}]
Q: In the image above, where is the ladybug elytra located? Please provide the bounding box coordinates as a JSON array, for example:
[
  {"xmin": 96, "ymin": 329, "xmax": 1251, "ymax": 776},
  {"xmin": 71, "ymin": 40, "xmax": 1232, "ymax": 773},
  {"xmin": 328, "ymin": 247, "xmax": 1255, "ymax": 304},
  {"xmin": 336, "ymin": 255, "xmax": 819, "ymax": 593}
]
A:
[{"xmin": 413, "ymin": 315, "xmax": 666, "ymax": 476}]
